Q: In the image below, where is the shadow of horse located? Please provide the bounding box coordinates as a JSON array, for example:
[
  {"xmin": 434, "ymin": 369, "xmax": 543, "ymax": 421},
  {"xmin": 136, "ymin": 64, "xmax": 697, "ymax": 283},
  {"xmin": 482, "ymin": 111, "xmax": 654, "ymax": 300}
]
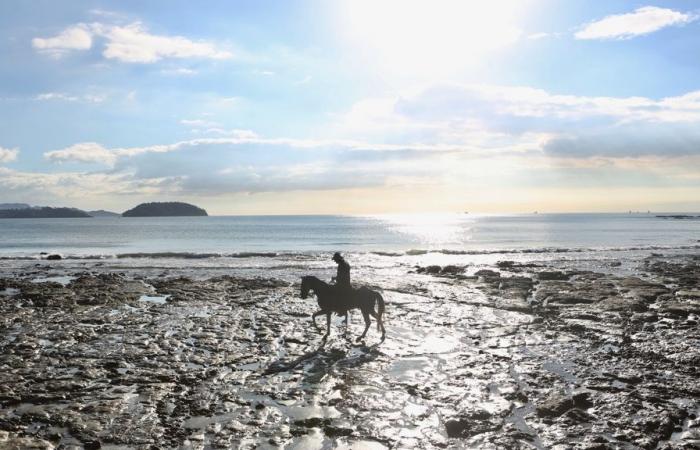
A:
[
  {"xmin": 262, "ymin": 339, "xmax": 382, "ymax": 377},
  {"xmin": 300, "ymin": 275, "xmax": 386, "ymax": 343}
]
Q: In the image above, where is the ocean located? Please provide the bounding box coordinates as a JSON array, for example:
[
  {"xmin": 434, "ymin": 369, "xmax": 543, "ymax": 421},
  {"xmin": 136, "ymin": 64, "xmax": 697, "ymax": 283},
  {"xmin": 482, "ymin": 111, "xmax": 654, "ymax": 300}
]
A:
[
  {"xmin": 1, "ymin": 213, "xmax": 698, "ymax": 257},
  {"xmin": 0, "ymin": 213, "xmax": 698, "ymax": 282}
]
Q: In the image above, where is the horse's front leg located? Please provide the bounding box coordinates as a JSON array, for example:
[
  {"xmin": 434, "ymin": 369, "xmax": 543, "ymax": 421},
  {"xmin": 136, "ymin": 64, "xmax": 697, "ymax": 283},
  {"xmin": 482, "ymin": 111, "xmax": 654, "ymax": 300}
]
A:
[
  {"xmin": 311, "ymin": 310, "xmax": 325, "ymax": 331},
  {"xmin": 357, "ymin": 310, "xmax": 371, "ymax": 342}
]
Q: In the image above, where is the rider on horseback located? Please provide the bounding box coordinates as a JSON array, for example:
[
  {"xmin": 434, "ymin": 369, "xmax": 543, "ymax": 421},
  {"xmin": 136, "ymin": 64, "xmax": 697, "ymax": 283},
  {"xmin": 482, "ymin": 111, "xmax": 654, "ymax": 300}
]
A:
[{"xmin": 332, "ymin": 252, "xmax": 351, "ymax": 289}]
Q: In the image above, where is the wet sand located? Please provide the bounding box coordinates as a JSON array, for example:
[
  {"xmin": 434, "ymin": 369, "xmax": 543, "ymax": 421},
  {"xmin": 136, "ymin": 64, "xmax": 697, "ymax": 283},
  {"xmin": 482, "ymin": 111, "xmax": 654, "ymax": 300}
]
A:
[{"xmin": 1, "ymin": 254, "xmax": 699, "ymax": 449}]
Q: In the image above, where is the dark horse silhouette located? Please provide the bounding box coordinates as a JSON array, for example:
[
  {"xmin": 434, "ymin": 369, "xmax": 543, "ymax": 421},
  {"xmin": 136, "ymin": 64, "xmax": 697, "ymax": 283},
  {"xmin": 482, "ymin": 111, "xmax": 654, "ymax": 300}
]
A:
[{"xmin": 300, "ymin": 275, "xmax": 386, "ymax": 342}]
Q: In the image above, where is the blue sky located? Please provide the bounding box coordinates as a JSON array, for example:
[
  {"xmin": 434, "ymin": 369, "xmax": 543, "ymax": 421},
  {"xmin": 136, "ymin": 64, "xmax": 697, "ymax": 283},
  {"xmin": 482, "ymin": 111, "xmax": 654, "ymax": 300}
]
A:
[{"xmin": 1, "ymin": 1, "xmax": 700, "ymax": 214}]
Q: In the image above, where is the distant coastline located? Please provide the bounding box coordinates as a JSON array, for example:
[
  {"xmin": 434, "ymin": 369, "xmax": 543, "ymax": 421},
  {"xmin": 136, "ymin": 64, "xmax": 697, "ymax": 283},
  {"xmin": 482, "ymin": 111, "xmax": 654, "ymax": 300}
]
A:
[
  {"xmin": 0, "ymin": 201, "xmax": 207, "ymax": 218},
  {"xmin": 0, "ymin": 207, "xmax": 91, "ymax": 219}
]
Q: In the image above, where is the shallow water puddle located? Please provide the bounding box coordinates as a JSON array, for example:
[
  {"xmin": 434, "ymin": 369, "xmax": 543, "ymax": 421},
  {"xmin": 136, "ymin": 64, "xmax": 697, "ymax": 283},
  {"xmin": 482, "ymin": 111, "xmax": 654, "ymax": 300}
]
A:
[
  {"xmin": 31, "ymin": 275, "xmax": 75, "ymax": 286},
  {"xmin": 138, "ymin": 294, "xmax": 170, "ymax": 304},
  {"xmin": 183, "ymin": 412, "xmax": 238, "ymax": 429},
  {"xmin": 279, "ymin": 404, "xmax": 341, "ymax": 420},
  {"xmin": 389, "ymin": 356, "xmax": 433, "ymax": 383},
  {"xmin": 414, "ymin": 333, "xmax": 461, "ymax": 354},
  {"xmin": 0, "ymin": 287, "xmax": 19, "ymax": 296}
]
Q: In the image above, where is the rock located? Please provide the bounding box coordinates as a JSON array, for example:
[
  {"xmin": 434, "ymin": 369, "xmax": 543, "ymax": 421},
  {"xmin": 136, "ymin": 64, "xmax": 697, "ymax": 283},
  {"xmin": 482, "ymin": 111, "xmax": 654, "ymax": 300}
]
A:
[
  {"xmin": 675, "ymin": 290, "xmax": 700, "ymax": 299},
  {"xmin": 537, "ymin": 271, "xmax": 571, "ymax": 281},
  {"xmin": 536, "ymin": 392, "xmax": 592, "ymax": 418},
  {"xmin": 445, "ymin": 409, "xmax": 499, "ymax": 438},
  {"xmin": 425, "ymin": 265, "xmax": 441, "ymax": 274},
  {"xmin": 598, "ymin": 296, "xmax": 648, "ymax": 312},
  {"xmin": 46, "ymin": 254, "xmax": 62, "ymax": 261},
  {"xmin": 440, "ymin": 265, "xmax": 463, "ymax": 275},
  {"xmin": 293, "ymin": 418, "xmax": 331, "ymax": 428},
  {"xmin": 0, "ymin": 435, "xmax": 55, "ymax": 449},
  {"xmin": 83, "ymin": 440, "xmax": 101, "ymax": 450},
  {"xmin": 545, "ymin": 294, "xmax": 594, "ymax": 305},
  {"xmin": 659, "ymin": 300, "xmax": 700, "ymax": 317},
  {"xmin": 475, "ymin": 269, "xmax": 500, "ymax": 279}
]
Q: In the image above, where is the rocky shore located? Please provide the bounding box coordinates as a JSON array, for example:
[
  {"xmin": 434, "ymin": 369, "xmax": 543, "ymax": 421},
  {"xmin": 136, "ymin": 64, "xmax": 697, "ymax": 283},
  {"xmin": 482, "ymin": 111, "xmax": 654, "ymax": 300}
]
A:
[{"xmin": 0, "ymin": 253, "xmax": 699, "ymax": 449}]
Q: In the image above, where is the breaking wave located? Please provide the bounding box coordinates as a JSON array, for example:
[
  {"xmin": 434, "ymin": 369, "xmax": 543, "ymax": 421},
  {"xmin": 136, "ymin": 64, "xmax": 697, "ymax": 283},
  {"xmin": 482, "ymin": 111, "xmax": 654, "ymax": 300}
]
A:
[{"xmin": 1, "ymin": 244, "xmax": 698, "ymax": 261}]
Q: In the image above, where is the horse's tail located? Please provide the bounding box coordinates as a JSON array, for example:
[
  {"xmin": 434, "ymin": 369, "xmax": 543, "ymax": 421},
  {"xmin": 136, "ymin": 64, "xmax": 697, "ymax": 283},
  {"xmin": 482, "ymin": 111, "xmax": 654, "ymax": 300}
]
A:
[{"xmin": 375, "ymin": 292, "xmax": 385, "ymax": 331}]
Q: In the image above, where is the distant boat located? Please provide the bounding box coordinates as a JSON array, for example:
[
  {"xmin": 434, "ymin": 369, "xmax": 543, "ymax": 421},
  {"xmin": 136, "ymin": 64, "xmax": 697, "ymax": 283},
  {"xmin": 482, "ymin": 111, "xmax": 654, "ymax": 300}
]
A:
[{"xmin": 534, "ymin": 211, "xmax": 538, "ymax": 214}]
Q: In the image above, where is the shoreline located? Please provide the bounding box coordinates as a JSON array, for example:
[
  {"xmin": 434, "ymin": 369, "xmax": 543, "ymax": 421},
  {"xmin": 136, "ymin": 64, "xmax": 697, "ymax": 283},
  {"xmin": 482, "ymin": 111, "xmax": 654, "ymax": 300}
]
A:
[{"xmin": 0, "ymin": 252, "xmax": 698, "ymax": 448}]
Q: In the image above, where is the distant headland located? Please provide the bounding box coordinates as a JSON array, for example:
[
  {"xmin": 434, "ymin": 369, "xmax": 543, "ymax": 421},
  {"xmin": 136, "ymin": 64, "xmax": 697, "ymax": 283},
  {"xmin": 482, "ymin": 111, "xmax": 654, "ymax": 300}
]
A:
[
  {"xmin": 122, "ymin": 202, "xmax": 208, "ymax": 217},
  {"xmin": 0, "ymin": 202, "xmax": 207, "ymax": 218},
  {"xmin": 0, "ymin": 206, "xmax": 91, "ymax": 219}
]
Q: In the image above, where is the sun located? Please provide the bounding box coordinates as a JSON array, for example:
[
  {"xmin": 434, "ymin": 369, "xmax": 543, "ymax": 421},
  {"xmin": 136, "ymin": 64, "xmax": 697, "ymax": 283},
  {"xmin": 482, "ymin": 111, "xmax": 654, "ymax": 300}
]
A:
[{"xmin": 337, "ymin": 0, "xmax": 531, "ymax": 80}]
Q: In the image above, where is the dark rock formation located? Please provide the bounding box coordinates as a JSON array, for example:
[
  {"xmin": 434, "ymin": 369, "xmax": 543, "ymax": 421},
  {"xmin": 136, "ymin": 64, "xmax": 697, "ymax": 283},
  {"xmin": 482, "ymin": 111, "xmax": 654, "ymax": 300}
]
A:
[{"xmin": 122, "ymin": 202, "xmax": 208, "ymax": 217}]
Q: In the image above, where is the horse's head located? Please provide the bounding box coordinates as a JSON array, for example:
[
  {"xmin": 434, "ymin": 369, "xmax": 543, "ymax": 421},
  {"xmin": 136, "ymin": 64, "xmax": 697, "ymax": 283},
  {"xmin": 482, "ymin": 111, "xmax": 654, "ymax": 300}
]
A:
[{"xmin": 300, "ymin": 276, "xmax": 312, "ymax": 299}]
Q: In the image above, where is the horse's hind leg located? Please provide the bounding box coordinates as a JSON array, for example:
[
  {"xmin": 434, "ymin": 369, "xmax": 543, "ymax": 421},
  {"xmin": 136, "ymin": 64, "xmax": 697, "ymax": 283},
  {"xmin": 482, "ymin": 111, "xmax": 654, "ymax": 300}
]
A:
[
  {"xmin": 357, "ymin": 310, "xmax": 371, "ymax": 342},
  {"xmin": 323, "ymin": 313, "xmax": 332, "ymax": 340},
  {"xmin": 370, "ymin": 310, "xmax": 386, "ymax": 341}
]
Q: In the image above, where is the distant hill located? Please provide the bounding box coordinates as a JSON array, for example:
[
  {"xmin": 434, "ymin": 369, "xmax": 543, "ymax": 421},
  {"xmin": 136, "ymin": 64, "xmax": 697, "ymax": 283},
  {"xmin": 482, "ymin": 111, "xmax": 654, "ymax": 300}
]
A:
[
  {"xmin": 122, "ymin": 202, "xmax": 208, "ymax": 217},
  {"xmin": 88, "ymin": 209, "xmax": 121, "ymax": 217},
  {"xmin": 0, "ymin": 203, "xmax": 30, "ymax": 210},
  {"xmin": 0, "ymin": 207, "xmax": 91, "ymax": 219}
]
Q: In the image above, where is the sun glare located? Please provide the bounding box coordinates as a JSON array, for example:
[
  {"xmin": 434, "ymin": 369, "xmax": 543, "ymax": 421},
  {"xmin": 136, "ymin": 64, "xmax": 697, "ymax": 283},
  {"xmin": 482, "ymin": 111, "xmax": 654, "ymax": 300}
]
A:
[
  {"xmin": 338, "ymin": 0, "xmax": 528, "ymax": 79},
  {"xmin": 377, "ymin": 213, "xmax": 469, "ymax": 245}
]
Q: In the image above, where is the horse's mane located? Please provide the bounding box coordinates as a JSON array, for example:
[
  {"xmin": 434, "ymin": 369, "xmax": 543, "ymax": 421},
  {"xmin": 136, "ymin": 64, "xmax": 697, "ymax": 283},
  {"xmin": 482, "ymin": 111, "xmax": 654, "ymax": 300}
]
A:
[{"xmin": 302, "ymin": 275, "xmax": 326, "ymax": 285}]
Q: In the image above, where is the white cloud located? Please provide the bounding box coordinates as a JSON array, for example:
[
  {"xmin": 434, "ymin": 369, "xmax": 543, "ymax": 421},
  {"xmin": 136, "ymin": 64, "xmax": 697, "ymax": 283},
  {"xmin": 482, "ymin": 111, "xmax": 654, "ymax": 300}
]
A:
[
  {"xmin": 358, "ymin": 83, "xmax": 700, "ymax": 130},
  {"xmin": 0, "ymin": 146, "xmax": 19, "ymax": 163},
  {"xmin": 527, "ymin": 32, "xmax": 551, "ymax": 40},
  {"xmin": 180, "ymin": 119, "xmax": 221, "ymax": 128},
  {"xmin": 33, "ymin": 22, "xmax": 232, "ymax": 63},
  {"xmin": 575, "ymin": 6, "xmax": 695, "ymax": 40},
  {"xmin": 0, "ymin": 167, "xmax": 179, "ymax": 199},
  {"xmin": 330, "ymin": 83, "xmax": 700, "ymax": 163},
  {"xmin": 93, "ymin": 22, "xmax": 232, "ymax": 63},
  {"xmin": 45, "ymin": 142, "xmax": 117, "ymax": 166},
  {"xmin": 36, "ymin": 93, "xmax": 79, "ymax": 102},
  {"xmin": 32, "ymin": 24, "xmax": 93, "ymax": 56},
  {"xmin": 35, "ymin": 92, "xmax": 107, "ymax": 103},
  {"xmin": 161, "ymin": 68, "xmax": 198, "ymax": 76}
]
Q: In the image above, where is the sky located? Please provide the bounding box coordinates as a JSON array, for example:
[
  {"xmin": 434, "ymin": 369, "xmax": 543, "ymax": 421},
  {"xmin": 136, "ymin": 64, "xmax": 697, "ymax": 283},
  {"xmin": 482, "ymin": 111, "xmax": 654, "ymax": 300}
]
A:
[{"xmin": 1, "ymin": 0, "xmax": 700, "ymax": 214}]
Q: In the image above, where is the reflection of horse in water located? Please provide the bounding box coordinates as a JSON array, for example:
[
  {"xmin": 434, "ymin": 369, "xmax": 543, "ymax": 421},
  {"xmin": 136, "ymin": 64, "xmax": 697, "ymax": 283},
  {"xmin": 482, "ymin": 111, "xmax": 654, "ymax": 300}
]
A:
[{"xmin": 300, "ymin": 276, "xmax": 386, "ymax": 342}]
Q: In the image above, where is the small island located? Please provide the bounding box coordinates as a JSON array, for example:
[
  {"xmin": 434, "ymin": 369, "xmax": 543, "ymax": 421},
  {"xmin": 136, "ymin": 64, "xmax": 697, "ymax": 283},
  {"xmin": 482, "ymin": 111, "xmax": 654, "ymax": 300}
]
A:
[
  {"xmin": 122, "ymin": 202, "xmax": 208, "ymax": 217},
  {"xmin": 0, "ymin": 207, "xmax": 91, "ymax": 219}
]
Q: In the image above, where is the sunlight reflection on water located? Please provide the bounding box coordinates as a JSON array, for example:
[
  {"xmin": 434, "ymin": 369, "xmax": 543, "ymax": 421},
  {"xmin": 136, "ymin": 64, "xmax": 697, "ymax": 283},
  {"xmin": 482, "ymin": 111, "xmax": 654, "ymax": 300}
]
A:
[{"xmin": 374, "ymin": 213, "xmax": 472, "ymax": 246}]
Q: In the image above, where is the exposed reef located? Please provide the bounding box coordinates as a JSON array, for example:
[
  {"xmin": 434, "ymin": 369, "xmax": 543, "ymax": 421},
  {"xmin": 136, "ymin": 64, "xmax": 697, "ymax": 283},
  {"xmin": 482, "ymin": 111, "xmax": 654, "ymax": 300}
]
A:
[{"xmin": 0, "ymin": 254, "xmax": 698, "ymax": 448}]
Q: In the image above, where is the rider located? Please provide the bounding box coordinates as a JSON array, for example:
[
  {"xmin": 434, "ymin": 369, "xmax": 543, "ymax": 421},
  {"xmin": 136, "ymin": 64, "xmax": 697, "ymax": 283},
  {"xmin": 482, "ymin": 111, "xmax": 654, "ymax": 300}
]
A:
[{"xmin": 332, "ymin": 252, "xmax": 351, "ymax": 289}]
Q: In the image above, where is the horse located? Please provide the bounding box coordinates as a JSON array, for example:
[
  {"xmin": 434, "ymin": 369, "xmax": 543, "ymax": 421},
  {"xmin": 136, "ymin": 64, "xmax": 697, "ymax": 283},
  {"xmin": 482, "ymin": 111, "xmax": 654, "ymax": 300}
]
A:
[{"xmin": 300, "ymin": 275, "xmax": 386, "ymax": 342}]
